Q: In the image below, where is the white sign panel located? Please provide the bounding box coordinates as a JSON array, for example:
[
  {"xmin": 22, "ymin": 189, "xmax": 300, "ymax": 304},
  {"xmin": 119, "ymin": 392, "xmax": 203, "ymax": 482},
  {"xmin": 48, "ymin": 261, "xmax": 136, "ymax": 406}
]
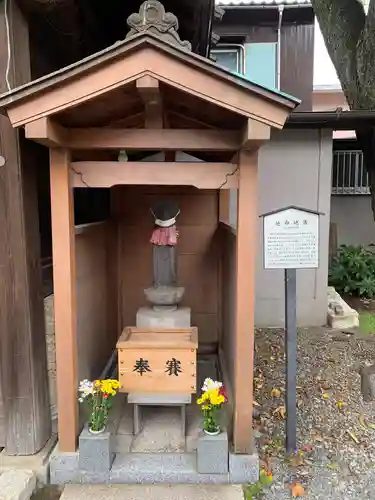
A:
[{"xmin": 263, "ymin": 208, "xmax": 319, "ymax": 269}]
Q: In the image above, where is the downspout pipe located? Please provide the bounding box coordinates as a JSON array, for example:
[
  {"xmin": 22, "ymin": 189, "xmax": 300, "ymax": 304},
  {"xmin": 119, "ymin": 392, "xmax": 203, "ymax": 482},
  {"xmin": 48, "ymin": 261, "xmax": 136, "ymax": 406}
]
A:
[{"xmin": 277, "ymin": 4, "xmax": 284, "ymax": 90}]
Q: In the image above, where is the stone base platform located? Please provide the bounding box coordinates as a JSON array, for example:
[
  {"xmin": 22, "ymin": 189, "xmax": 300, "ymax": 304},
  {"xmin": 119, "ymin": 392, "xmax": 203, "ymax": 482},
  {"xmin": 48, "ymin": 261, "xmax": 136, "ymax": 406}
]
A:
[
  {"xmin": 136, "ymin": 306, "xmax": 191, "ymax": 328},
  {"xmin": 50, "ymin": 449, "xmax": 259, "ymax": 485},
  {"xmin": 60, "ymin": 483, "xmax": 245, "ymax": 500}
]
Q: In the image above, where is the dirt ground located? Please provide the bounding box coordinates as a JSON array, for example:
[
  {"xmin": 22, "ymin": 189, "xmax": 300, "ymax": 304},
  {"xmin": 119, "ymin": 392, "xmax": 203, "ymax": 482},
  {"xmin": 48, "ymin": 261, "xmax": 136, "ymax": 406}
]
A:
[{"xmin": 251, "ymin": 327, "xmax": 375, "ymax": 499}]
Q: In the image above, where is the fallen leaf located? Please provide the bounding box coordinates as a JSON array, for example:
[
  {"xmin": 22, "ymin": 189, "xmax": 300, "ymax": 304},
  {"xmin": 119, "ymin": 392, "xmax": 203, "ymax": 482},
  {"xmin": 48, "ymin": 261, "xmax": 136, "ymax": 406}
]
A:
[
  {"xmin": 270, "ymin": 356, "xmax": 276, "ymax": 361},
  {"xmin": 289, "ymin": 455, "xmax": 304, "ymax": 467},
  {"xmin": 322, "ymin": 393, "xmax": 329, "ymax": 399},
  {"xmin": 289, "ymin": 482, "xmax": 305, "ymax": 497},
  {"xmin": 273, "ymin": 406, "xmax": 286, "ymax": 419},
  {"xmin": 367, "ymin": 421, "xmax": 375, "ymax": 430},
  {"xmin": 312, "ymin": 431, "xmax": 324, "ymax": 442},
  {"xmin": 336, "ymin": 400, "xmax": 345, "ymax": 409},
  {"xmin": 301, "ymin": 444, "xmax": 313, "ymax": 452},
  {"xmin": 270, "ymin": 388, "xmax": 281, "ymax": 398},
  {"xmin": 359, "ymin": 413, "xmax": 367, "ymax": 429},
  {"xmin": 346, "ymin": 429, "xmax": 360, "ymax": 444},
  {"xmin": 327, "ymin": 461, "xmax": 340, "ymax": 470}
]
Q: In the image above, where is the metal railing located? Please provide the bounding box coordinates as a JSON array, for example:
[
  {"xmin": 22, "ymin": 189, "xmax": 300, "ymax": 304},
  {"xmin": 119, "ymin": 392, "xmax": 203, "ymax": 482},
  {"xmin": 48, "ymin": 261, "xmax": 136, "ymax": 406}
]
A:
[{"xmin": 332, "ymin": 150, "xmax": 370, "ymax": 195}]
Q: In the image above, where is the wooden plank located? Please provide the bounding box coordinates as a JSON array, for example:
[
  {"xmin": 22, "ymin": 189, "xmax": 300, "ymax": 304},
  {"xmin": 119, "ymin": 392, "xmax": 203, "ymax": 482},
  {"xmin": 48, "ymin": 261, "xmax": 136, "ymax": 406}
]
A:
[
  {"xmin": 233, "ymin": 150, "xmax": 258, "ymax": 454},
  {"xmin": 136, "ymin": 75, "xmax": 163, "ymax": 128},
  {"xmin": 67, "ymin": 128, "xmax": 241, "ymax": 151},
  {"xmin": 71, "ymin": 161, "xmax": 238, "ymax": 189},
  {"xmin": 25, "ymin": 117, "xmax": 68, "ymax": 148},
  {"xmin": 25, "ymin": 124, "xmax": 241, "ymax": 151},
  {"xmin": 118, "ymin": 350, "xmax": 196, "ymax": 393},
  {"xmin": 242, "ymin": 118, "xmax": 270, "ymax": 150},
  {"xmin": 0, "ymin": 0, "xmax": 51, "ymax": 454},
  {"xmin": 50, "ymin": 148, "xmax": 78, "ymax": 452}
]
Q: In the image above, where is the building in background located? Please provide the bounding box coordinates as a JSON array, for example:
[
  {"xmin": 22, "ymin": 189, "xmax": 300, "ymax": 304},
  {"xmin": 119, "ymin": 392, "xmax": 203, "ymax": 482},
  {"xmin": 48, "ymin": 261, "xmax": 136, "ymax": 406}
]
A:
[{"xmin": 215, "ymin": 0, "xmax": 332, "ymax": 327}]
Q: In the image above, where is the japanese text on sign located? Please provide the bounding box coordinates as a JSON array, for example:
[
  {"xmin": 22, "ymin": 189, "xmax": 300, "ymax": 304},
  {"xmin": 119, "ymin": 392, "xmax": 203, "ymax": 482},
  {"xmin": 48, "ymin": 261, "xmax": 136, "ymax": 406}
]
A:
[{"xmin": 263, "ymin": 208, "xmax": 319, "ymax": 269}]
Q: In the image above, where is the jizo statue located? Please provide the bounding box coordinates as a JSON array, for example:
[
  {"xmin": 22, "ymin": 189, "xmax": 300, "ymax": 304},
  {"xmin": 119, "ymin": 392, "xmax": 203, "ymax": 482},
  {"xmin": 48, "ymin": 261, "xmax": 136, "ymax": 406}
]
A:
[{"xmin": 150, "ymin": 199, "xmax": 180, "ymax": 289}]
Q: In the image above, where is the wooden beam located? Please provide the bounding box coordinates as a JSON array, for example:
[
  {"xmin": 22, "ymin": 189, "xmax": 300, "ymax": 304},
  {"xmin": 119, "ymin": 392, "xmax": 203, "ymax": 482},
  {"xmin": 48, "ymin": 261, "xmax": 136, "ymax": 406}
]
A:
[
  {"xmin": 233, "ymin": 150, "xmax": 258, "ymax": 454},
  {"xmin": 0, "ymin": 0, "xmax": 51, "ymax": 454},
  {"xmin": 242, "ymin": 118, "xmax": 271, "ymax": 150},
  {"xmin": 25, "ymin": 117, "xmax": 68, "ymax": 148},
  {"xmin": 68, "ymin": 128, "xmax": 240, "ymax": 151},
  {"xmin": 24, "ymin": 121, "xmax": 241, "ymax": 152},
  {"xmin": 136, "ymin": 75, "xmax": 163, "ymax": 128},
  {"xmin": 71, "ymin": 161, "xmax": 238, "ymax": 189},
  {"xmin": 50, "ymin": 149, "xmax": 78, "ymax": 452}
]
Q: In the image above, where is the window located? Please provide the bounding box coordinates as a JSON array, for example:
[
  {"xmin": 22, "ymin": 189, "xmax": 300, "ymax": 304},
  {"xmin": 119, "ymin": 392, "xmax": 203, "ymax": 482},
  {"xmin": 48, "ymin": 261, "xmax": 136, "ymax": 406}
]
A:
[
  {"xmin": 332, "ymin": 150, "xmax": 370, "ymax": 195},
  {"xmin": 211, "ymin": 46, "xmax": 244, "ymax": 74},
  {"xmin": 212, "ymin": 43, "xmax": 277, "ymax": 89}
]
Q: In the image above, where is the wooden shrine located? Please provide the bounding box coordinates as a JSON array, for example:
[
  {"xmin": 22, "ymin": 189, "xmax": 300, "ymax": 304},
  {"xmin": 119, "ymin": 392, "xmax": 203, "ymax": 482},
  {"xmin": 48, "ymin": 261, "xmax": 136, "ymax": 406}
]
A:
[{"xmin": 0, "ymin": 0, "xmax": 298, "ymax": 454}]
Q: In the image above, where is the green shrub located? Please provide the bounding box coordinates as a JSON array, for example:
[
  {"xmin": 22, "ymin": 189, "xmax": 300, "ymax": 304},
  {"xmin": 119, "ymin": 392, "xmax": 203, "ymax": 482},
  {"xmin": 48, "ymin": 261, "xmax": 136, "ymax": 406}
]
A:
[{"xmin": 329, "ymin": 245, "xmax": 375, "ymax": 298}]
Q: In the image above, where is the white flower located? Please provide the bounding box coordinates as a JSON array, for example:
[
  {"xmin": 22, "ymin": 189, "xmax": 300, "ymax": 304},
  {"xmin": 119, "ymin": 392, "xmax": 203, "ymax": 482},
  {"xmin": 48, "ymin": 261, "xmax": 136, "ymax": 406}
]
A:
[
  {"xmin": 202, "ymin": 378, "xmax": 223, "ymax": 392},
  {"xmin": 78, "ymin": 379, "xmax": 94, "ymax": 399}
]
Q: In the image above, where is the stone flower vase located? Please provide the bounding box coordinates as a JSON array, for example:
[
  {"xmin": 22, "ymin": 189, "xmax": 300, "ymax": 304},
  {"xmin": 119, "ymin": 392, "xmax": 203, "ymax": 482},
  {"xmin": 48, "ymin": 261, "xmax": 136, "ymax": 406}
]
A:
[
  {"xmin": 203, "ymin": 427, "xmax": 221, "ymax": 436},
  {"xmin": 88, "ymin": 425, "xmax": 106, "ymax": 435}
]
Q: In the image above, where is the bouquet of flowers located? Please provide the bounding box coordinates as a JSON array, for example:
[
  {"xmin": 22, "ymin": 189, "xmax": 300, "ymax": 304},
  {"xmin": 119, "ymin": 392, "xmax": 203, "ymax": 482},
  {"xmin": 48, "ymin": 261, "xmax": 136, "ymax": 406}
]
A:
[
  {"xmin": 197, "ymin": 378, "xmax": 227, "ymax": 435},
  {"xmin": 78, "ymin": 378, "xmax": 120, "ymax": 434}
]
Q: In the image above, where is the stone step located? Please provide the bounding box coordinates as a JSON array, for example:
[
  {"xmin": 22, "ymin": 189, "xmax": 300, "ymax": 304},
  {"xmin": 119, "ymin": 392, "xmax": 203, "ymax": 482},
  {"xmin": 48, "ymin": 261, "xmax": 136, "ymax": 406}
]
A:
[
  {"xmin": 108, "ymin": 452, "xmax": 229, "ymax": 484},
  {"xmin": 60, "ymin": 484, "xmax": 244, "ymax": 500}
]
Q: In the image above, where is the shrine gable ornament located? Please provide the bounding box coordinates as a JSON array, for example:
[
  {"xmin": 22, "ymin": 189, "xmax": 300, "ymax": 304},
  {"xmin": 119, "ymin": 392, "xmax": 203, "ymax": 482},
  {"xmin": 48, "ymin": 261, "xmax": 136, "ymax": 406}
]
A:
[{"xmin": 126, "ymin": 0, "xmax": 192, "ymax": 52}]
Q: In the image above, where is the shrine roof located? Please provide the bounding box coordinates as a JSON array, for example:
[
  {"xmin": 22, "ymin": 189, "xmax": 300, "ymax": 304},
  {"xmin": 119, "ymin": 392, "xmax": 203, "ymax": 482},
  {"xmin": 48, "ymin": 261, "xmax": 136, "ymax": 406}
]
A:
[{"xmin": 0, "ymin": 33, "xmax": 299, "ymax": 130}]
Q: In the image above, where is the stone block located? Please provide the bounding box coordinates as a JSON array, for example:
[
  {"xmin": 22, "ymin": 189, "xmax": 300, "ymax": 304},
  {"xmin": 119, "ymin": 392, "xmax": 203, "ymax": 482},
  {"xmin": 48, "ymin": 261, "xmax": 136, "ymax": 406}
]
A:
[
  {"xmin": 229, "ymin": 452, "xmax": 259, "ymax": 484},
  {"xmin": 361, "ymin": 364, "xmax": 375, "ymax": 401},
  {"xmin": 136, "ymin": 306, "xmax": 191, "ymax": 328},
  {"xmin": 327, "ymin": 287, "xmax": 359, "ymax": 329},
  {"xmin": 0, "ymin": 435, "xmax": 57, "ymax": 484},
  {"xmin": 197, "ymin": 430, "xmax": 228, "ymax": 474},
  {"xmin": 0, "ymin": 470, "xmax": 36, "ymax": 500},
  {"xmin": 78, "ymin": 428, "xmax": 114, "ymax": 473}
]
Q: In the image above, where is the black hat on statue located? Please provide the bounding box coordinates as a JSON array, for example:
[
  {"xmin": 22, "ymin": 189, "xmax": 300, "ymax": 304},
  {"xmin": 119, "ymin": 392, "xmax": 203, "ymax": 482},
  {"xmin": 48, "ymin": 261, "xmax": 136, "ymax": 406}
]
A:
[{"xmin": 151, "ymin": 199, "xmax": 180, "ymax": 228}]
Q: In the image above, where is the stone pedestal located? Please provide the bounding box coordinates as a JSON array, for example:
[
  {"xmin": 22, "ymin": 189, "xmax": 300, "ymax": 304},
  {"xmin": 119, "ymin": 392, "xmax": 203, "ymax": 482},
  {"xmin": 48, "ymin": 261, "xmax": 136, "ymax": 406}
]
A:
[
  {"xmin": 197, "ymin": 430, "xmax": 229, "ymax": 474},
  {"xmin": 78, "ymin": 428, "xmax": 114, "ymax": 473},
  {"xmin": 136, "ymin": 306, "xmax": 191, "ymax": 328}
]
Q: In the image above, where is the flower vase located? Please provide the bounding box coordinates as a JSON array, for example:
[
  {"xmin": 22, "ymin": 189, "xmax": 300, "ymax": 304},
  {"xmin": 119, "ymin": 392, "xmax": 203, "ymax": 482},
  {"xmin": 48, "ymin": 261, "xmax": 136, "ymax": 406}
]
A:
[
  {"xmin": 203, "ymin": 427, "xmax": 221, "ymax": 436},
  {"xmin": 88, "ymin": 426, "xmax": 106, "ymax": 435}
]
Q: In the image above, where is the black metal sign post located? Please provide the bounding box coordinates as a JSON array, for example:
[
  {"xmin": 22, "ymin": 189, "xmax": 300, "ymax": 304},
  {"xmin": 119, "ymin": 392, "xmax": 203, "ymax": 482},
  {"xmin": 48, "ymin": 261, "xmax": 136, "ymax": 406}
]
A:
[
  {"xmin": 260, "ymin": 205, "xmax": 322, "ymax": 455},
  {"xmin": 285, "ymin": 267, "xmax": 297, "ymax": 454}
]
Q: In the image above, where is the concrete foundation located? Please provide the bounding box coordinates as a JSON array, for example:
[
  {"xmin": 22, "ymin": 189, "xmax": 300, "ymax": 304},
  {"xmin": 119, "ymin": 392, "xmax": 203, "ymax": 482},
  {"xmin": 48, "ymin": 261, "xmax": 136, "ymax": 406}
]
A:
[
  {"xmin": 229, "ymin": 453, "xmax": 259, "ymax": 484},
  {"xmin": 136, "ymin": 306, "xmax": 191, "ymax": 328},
  {"xmin": 60, "ymin": 484, "xmax": 245, "ymax": 500},
  {"xmin": 0, "ymin": 435, "xmax": 57, "ymax": 484}
]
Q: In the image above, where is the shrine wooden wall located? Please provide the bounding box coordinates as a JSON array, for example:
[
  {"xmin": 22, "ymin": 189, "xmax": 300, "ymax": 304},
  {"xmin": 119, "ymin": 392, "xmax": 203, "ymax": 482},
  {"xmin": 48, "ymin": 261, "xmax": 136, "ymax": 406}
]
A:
[
  {"xmin": 113, "ymin": 186, "xmax": 221, "ymax": 348},
  {"xmin": 75, "ymin": 222, "xmax": 119, "ymax": 381},
  {"xmin": 0, "ymin": 382, "xmax": 4, "ymax": 446},
  {"xmin": 219, "ymin": 225, "xmax": 236, "ymax": 408}
]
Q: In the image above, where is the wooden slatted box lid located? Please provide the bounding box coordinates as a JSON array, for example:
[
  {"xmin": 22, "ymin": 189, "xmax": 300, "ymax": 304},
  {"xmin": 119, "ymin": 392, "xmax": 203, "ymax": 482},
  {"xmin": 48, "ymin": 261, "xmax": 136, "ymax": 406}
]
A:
[{"xmin": 116, "ymin": 327, "xmax": 198, "ymax": 349}]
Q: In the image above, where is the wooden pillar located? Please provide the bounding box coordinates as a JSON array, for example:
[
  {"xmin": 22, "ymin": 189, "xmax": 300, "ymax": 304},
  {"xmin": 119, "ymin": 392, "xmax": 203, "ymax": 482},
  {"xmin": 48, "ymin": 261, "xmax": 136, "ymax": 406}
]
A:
[
  {"xmin": 0, "ymin": 1, "xmax": 51, "ymax": 454},
  {"xmin": 233, "ymin": 150, "xmax": 258, "ymax": 454},
  {"xmin": 50, "ymin": 149, "xmax": 78, "ymax": 452}
]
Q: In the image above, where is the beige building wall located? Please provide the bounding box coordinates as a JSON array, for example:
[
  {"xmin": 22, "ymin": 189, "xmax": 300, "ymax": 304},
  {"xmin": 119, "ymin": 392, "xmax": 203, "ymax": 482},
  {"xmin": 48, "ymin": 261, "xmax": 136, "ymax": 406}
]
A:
[
  {"xmin": 331, "ymin": 196, "xmax": 375, "ymax": 247},
  {"xmin": 230, "ymin": 128, "xmax": 333, "ymax": 327}
]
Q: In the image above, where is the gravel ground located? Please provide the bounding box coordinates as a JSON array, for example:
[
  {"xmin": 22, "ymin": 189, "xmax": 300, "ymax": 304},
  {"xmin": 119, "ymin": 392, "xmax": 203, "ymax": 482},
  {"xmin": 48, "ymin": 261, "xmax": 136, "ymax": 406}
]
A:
[{"xmin": 252, "ymin": 327, "xmax": 375, "ymax": 499}]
